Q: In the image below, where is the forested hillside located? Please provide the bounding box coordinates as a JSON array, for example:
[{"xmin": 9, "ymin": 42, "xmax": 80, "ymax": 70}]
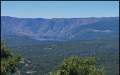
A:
[
  {"xmin": 1, "ymin": 16, "xmax": 119, "ymax": 75},
  {"xmin": 5, "ymin": 38, "xmax": 119, "ymax": 75}
]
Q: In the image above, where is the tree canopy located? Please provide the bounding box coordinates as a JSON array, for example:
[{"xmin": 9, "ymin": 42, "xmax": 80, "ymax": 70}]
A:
[
  {"xmin": 50, "ymin": 56, "xmax": 105, "ymax": 75},
  {"xmin": 1, "ymin": 41, "xmax": 21, "ymax": 75}
]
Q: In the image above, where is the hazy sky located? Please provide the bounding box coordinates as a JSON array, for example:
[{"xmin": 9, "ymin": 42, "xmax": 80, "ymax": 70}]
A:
[{"xmin": 1, "ymin": 1, "xmax": 119, "ymax": 18}]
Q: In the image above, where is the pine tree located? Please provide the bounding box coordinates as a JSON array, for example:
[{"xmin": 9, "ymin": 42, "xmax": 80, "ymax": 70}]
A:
[
  {"xmin": 50, "ymin": 56, "xmax": 105, "ymax": 75},
  {"xmin": 1, "ymin": 41, "xmax": 21, "ymax": 75}
]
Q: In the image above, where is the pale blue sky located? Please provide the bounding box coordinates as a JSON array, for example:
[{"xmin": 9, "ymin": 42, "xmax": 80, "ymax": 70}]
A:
[{"xmin": 1, "ymin": 1, "xmax": 119, "ymax": 18}]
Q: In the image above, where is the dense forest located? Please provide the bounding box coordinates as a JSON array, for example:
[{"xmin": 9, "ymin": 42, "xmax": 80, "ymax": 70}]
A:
[
  {"xmin": 1, "ymin": 41, "xmax": 107, "ymax": 75},
  {"xmin": 3, "ymin": 38, "xmax": 119, "ymax": 75}
]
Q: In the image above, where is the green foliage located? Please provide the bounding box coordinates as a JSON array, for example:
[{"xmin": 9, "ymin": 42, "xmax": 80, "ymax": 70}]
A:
[
  {"xmin": 1, "ymin": 41, "xmax": 12, "ymax": 58},
  {"xmin": 1, "ymin": 41, "xmax": 21, "ymax": 75},
  {"xmin": 50, "ymin": 56, "xmax": 105, "ymax": 75},
  {"xmin": 6, "ymin": 39, "xmax": 118, "ymax": 75}
]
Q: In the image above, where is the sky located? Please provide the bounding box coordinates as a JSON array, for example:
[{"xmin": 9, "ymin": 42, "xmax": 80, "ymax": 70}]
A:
[{"xmin": 1, "ymin": 1, "xmax": 119, "ymax": 18}]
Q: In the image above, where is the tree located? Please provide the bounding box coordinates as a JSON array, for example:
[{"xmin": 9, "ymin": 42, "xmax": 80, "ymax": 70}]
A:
[
  {"xmin": 1, "ymin": 41, "xmax": 21, "ymax": 75},
  {"xmin": 50, "ymin": 56, "xmax": 105, "ymax": 75}
]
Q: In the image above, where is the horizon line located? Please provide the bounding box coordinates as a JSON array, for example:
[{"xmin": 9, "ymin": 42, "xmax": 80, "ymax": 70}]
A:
[{"xmin": 1, "ymin": 15, "xmax": 119, "ymax": 19}]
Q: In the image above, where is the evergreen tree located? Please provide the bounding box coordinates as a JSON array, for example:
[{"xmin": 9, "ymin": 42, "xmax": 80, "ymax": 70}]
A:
[
  {"xmin": 50, "ymin": 56, "xmax": 105, "ymax": 75},
  {"xmin": 1, "ymin": 41, "xmax": 21, "ymax": 75}
]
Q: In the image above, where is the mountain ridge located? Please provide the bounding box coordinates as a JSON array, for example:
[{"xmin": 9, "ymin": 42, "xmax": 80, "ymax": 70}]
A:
[{"xmin": 1, "ymin": 16, "xmax": 119, "ymax": 41}]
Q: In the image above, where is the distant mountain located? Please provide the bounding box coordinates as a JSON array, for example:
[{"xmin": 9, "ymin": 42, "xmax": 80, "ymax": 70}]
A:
[{"xmin": 1, "ymin": 16, "xmax": 119, "ymax": 41}]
